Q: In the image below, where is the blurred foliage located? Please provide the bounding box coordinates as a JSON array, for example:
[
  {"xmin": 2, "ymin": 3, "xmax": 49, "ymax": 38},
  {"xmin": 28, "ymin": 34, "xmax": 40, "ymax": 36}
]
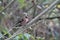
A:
[
  {"xmin": 36, "ymin": 37, "xmax": 45, "ymax": 40},
  {"xmin": 0, "ymin": 25, "xmax": 11, "ymax": 38},
  {"xmin": 14, "ymin": 34, "xmax": 28, "ymax": 40},
  {"xmin": 17, "ymin": 0, "xmax": 27, "ymax": 9},
  {"xmin": 0, "ymin": 6, "xmax": 4, "ymax": 11},
  {"xmin": 0, "ymin": 25, "xmax": 7, "ymax": 35}
]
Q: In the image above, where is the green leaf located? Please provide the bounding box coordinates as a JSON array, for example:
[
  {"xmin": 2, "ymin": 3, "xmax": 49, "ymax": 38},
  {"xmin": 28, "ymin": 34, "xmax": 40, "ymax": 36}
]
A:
[
  {"xmin": 18, "ymin": 34, "xmax": 28, "ymax": 40},
  {"xmin": 17, "ymin": 0, "xmax": 27, "ymax": 9},
  {"xmin": 0, "ymin": 25, "xmax": 7, "ymax": 35},
  {"xmin": 0, "ymin": 6, "xmax": 4, "ymax": 11}
]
